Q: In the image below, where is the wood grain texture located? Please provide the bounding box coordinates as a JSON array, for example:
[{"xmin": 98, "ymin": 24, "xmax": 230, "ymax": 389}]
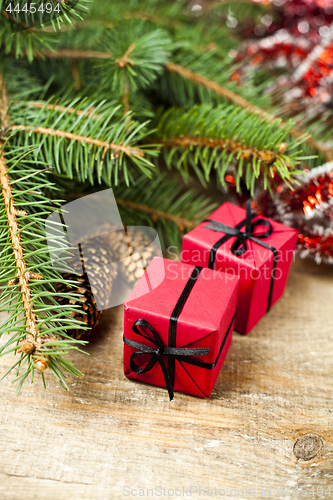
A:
[{"xmin": 0, "ymin": 257, "xmax": 332, "ymax": 500}]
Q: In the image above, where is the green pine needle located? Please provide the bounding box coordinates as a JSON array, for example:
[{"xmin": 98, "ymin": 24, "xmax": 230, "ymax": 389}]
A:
[
  {"xmin": 7, "ymin": 98, "xmax": 159, "ymax": 186},
  {"xmin": 156, "ymin": 104, "xmax": 311, "ymax": 193},
  {"xmin": 0, "ymin": 145, "xmax": 87, "ymax": 393}
]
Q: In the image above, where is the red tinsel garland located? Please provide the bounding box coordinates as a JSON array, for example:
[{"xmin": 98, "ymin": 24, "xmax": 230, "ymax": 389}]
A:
[{"xmin": 225, "ymin": 162, "xmax": 333, "ymax": 264}]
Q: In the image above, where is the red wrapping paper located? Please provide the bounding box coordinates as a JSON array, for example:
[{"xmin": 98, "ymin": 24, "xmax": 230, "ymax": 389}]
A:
[
  {"xmin": 124, "ymin": 257, "xmax": 239, "ymax": 398},
  {"xmin": 182, "ymin": 202, "xmax": 298, "ymax": 335}
]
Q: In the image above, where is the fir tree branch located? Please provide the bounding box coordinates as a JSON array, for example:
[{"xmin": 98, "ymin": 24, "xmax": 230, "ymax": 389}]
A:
[
  {"xmin": 9, "ymin": 124, "xmax": 145, "ymax": 158},
  {"xmin": 7, "ymin": 98, "xmax": 158, "ymax": 185},
  {"xmin": 165, "ymin": 62, "xmax": 332, "ymax": 161},
  {"xmin": 112, "ymin": 171, "xmax": 217, "ymax": 249},
  {"xmin": 94, "ymin": 22, "xmax": 172, "ymax": 99},
  {"xmin": 0, "ymin": 75, "xmax": 86, "ymax": 392},
  {"xmin": 161, "ymin": 136, "xmax": 286, "ymax": 167},
  {"xmin": 0, "ymin": 152, "xmax": 39, "ymax": 337},
  {"xmin": 70, "ymin": 59, "xmax": 81, "ymax": 91},
  {"xmin": 1, "ymin": 0, "xmax": 91, "ymax": 60},
  {"xmin": 116, "ymin": 198, "xmax": 196, "ymax": 230},
  {"xmin": 25, "ymin": 49, "xmax": 113, "ymax": 59},
  {"xmin": 27, "ymin": 102, "xmax": 102, "ymax": 120},
  {"xmin": 122, "ymin": 77, "xmax": 130, "ymax": 115},
  {"xmin": 157, "ymin": 104, "xmax": 310, "ymax": 192},
  {"xmin": 166, "ymin": 62, "xmax": 266, "ymax": 115},
  {"xmin": 0, "ymin": 9, "xmax": 34, "ymax": 31},
  {"xmin": 0, "ymin": 142, "xmax": 87, "ymax": 391},
  {"xmin": 0, "ymin": 74, "xmax": 8, "ymax": 128},
  {"xmin": 60, "ymin": 170, "xmax": 215, "ymax": 248},
  {"xmin": 115, "ymin": 42, "xmax": 136, "ymax": 114},
  {"xmin": 116, "ymin": 43, "xmax": 136, "ymax": 68},
  {"xmin": 23, "ymin": 47, "xmax": 329, "ymax": 160},
  {"xmin": 58, "ymin": 186, "xmax": 200, "ymax": 229},
  {"xmin": 284, "ymin": 129, "xmax": 333, "ymax": 162},
  {"xmin": 0, "ymin": 78, "xmax": 38, "ymax": 338},
  {"xmin": 124, "ymin": 11, "xmax": 183, "ymax": 29}
]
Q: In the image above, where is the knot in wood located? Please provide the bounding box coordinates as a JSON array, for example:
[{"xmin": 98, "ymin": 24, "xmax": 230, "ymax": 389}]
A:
[{"xmin": 293, "ymin": 434, "xmax": 324, "ymax": 461}]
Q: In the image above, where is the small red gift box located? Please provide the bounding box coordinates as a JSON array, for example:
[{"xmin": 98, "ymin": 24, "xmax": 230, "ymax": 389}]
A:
[
  {"xmin": 182, "ymin": 200, "xmax": 298, "ymax": 335},
  {"xmin": 123, "ymin": 257, "xmax": 239, "ymax": 399}
]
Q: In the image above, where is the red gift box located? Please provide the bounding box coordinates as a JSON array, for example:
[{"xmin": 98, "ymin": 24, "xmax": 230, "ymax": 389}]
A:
[
  {"xmin": 123, "ymin": 257, "xmax": 239, "ymax": 399},
  {"xmin": 182, "ymin": 201, "xmax": 298, "ymax": 335}
]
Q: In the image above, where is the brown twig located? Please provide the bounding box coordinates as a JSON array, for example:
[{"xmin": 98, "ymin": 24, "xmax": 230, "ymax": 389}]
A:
[
  {"xmin": 42, "ymin": 19, "xmax": 114, "ymax": 32},
  {"xmin": 122, "ymin": 76, "xmax": 130, "ymax": 115},
  {"xmin": 27, "ymin": 101, "xmax": 102, "ymax": 120},
  {"xmin": 166, "ymin": 62, "xmax": 333, "ymax": 161},
  {"xmin": 70, "ymin": 60, "xmax": 81, "ymax": 91},
  {"xmin": 42, "ymin": 12, "xmax": 178, "ymax": 30},
  {"xmin": 166, "ymin": 62, "xmax": 271, "ymax": 116},
  {"xmin": 115, "ymin": 43, "xmax": 137, "ymax": 114},
  {"xmin": 9, "ymin": 124, "xmax": 145, "ymax": 158},
  {"xmin": 0, "ymin": 76, "xmax": 38, "ymax": 338},
  {"xmin": 0, "ymin": 77, "xmax": 9, "ymax": 130},
  {"xmin": 62, "ymin": 193, "xmax": 198, "ymax": 229},
  {"xmin": 116, "ymin": 43, "xmax": 136, "ymax": 68},
  {"xmin": 1, "ymin": 9, "xmax": 34, "ymax": 31},
  {"xmin": 162, "ymin": 136, "xmax": 287, "ymax": 166},
  {"xmin": 25, "ymin": 49, "xmax": 113, "ymax": 59},
  {"xmin": 124, "ymin": 11, "xmax": 183, "ymax": 29},
  {"xmin": 116, "ymin": 198, "xmax": 196, "ymax": 230}
]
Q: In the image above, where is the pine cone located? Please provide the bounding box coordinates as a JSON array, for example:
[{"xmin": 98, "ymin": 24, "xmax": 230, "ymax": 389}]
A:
[
  {"xmin": 109, "ymin": 227, "xmax": 158, "ymax": 285},
  {"xmin": 80, "ymin": 234, "xmax": 118, "ymax": 310},
  {"xmin": 55, "ymin": 227, "xmax": 157, "ymax": 339},
  {"xmin": 55, "ymin": 272, "xmax": 103, "ymax": 340},
  {"xmin": 55, "ymin": 234, "xmax": 118, "ymax": 340}
]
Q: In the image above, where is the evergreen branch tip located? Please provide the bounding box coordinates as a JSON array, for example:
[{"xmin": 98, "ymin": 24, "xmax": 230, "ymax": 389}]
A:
[
  {"xmin": 162, "ymin": 136, "xmax": 289, "ymax": 167},
  {"xmin": 9, "ymin": 125, "xmax": 145, "ymax": 158}
]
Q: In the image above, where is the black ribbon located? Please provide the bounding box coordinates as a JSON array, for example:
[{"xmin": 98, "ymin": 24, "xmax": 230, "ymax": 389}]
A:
[
  {"xmin": 123, "ymin": 266, "xmax": 235, "ymax": 400},
  {"xmin": 204, "ymin": 199, "xmax": 278, "ymax": 312}
]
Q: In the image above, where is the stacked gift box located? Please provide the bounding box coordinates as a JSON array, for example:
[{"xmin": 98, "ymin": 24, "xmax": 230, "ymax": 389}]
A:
[{"xmin": 123, "ymin": 200, "xmax": 298, "ymax": 400}]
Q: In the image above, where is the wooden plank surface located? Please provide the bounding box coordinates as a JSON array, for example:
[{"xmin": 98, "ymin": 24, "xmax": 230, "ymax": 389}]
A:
[{"xmin": 0, "ymin": 257, "xmax": 332, "ymax": 500}]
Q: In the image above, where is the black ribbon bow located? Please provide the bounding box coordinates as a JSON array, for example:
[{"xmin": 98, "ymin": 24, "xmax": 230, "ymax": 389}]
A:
[
  {"xmin": 204, "ymin": 199, "xmax": 278, "ymax": 312},
  {"xmin": 124, "ymin": 318, "xmax": 210, "ymax": 401}
]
